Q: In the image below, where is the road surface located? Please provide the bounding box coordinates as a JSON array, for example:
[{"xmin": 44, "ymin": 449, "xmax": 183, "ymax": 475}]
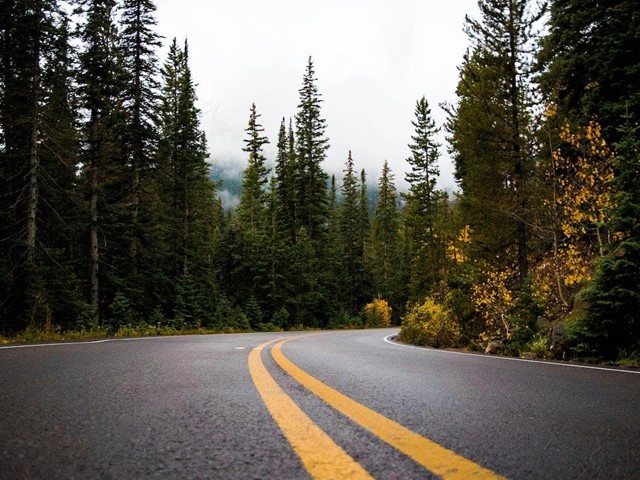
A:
[{"xmin": 1, "ymin": 329, "xmax": 639, "ymax": 478}]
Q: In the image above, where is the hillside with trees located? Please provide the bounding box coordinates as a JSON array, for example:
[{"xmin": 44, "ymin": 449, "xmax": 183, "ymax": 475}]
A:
[{"xmin": 1, "ymin": 0, "xmax": 638, "ymax": 364}]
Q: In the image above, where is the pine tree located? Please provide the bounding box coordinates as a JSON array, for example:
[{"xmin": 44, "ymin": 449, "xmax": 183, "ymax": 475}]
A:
[
  {"xmin": 235, "ymin": 103, "xmax": 270, "ymax": 307},
  {"xmin": 403, "ymin": 96, "xmax": 443, "ymax": 299},
  {"xmin": 77, "ymin": 0, "xmax": 125, "ymax": 324},
  {"xmin": 237, "ymin": 103, "xmax": 270, "ymax": 229},
  {"xmin": 119, "ymin": 0, "xmax": 161, "ymax": 276},
  {"xmin": 359, "ymin": 168, "xmax": 370, "ymax": 266},
  {"xmin": 38, "ymin": 14, "xmax": 85, "ymax": 330},
  {"xmin": 294, "ymin": 56, "xmax": 329, "ymax": 239},
  {"xmin": 339, "ymin": 151, "xmax": 361, "ymax": 313},
  {"xmin": 405, "ymin": 96, "xmax": 440, "ymax": 221},
  {"xmin": 263, "ymin": 175, "xmax": 294, "ymax": 321},
  {"xmin": 157, "ymin": 39, "xmax": 206, "ymax": 275},
  {"xmin": 154, "ymin": 38, "xmax": 218, "ymax": 319},
  {"xmin": 447, "ymin": 0, "xmax": 542, "ymax": 281},
  {"xmin": 370, "ymin": 161, "xmax": 406, "ymax": 316},
  {"xmin": 0, "ymin": 0, "xmax": 70, "ymax": 331},
  {"xmin": 274, "ymin": 117, "xmax": 296, "ymax": 241},
  {"xmin": 269, "ymin": 117, "xmax": 299, "ymax": 321},
  {"xmin": 319, "ymin": 173, "xmax": 343, "ymax": 321},
  {"xmin": 445, "ymin": 49, "xmax": 513, "ymax": 265},
  {"xmin": 244, "ymin": 296, "xmax": 263, "ymax": 329},
  {"xmin": 289, "ymin": 57, "xmax": 333, "ymax": 326}
]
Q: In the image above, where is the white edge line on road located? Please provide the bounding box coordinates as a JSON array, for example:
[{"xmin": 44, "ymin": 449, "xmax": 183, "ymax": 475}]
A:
[
  {"xmin": 384, "ymin": 334, "xmax": 640, "ymax": 375},
  {"xmin": 0, "ymin": 339, "xmax": 116, "ymax": 349},
  {"xmin": 0, "ymin": 335, "xmax": 177, "ymax": 350}
]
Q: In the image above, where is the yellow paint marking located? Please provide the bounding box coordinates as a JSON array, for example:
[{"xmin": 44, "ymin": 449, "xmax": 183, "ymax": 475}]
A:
[
  {"xmin": 248, "ymin": 338, "xmax": 373, "ymax": 480},
  {"xmin": 272, "ymin": 337, "xmax": 506, "ymax": 480}
]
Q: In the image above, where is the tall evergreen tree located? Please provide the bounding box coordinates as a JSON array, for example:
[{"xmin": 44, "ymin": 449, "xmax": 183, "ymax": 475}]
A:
[
  {"xmin": 289, "ymin": 57, "xmax": 333, "ymax": 326},
  {"xmin": 157, "ymin": 39, "xmax": 206, "ymax": 275},
  {"xmin": 237, "ymin": 103, "xmax": 270, "ymax": 229},
  {"xmin": 119, "ymin": 0, "xmax": 161, "ymax": 276},
  {"xmin": 294, "ymin": 56, "xmax": 329, "ymax": 239},
  {"xmin": 76, "ymin": 0, "xmax": 124, "ymax": 324},
  {"xmin": 154, "ymin": 38, "xmax": 218, "ymax": 323},
  {"xmin": 445, "ymin": 49, "xmax": 513, "ymax": 265},
  {"xmin": 405, "ymin": 96, "xmax": 440, "ymax": 222},
  {"xmin": 339, "ymin": 151, "xmax": 361, "ymax": 313},
  {"xmin": 359, "ymin": 168, "xmax": 370, "ymax": 265},
  {"xmin": 323, "ymin": 173, "xmax": 343, "ymax": 319},
  {"xmin": 403, "ymin": 96, "xmax": 443, "ymax": 299},
  {"xmin": 262, "ymin": 175, "xmax": 293, "ymax": 323},
  {"xmin": 447, "ymin": 0, "xmax": 542, "ymax": 281},
  {"xmin": 370, "ymin": 161, "xmax": 406, "ymax": 317},
  {"xmin": 38, "ymin": 14, "xmax": 85, "ymax": 329},
  {"xmin": 0, "ymin": 0, "xmax": 72, "ymax": 331},
  {"xmin": 234, "ymin": 103, "xmax": 270, "ymax": 306},
  {"xmin": 268, "ymin": 117, "xmax": 300, "ymax": 320},
  {"xmin": 274, "ymin": 117, "xmax": 296, "ymax": 241}
]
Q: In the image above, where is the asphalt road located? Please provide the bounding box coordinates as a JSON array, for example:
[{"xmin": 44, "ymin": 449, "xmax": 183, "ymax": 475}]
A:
[{"xmin": 1, "ymin": 329, "xmax": 639, "ymax": 479}]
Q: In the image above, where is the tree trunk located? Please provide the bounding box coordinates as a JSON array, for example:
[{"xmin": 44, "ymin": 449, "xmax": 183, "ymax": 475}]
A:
[
  {"xmin": 26, "ymin": 45, "xmax": 40, "ymax": 268},
  {"xmin": 129, "ymin": 5, "xmax": 143, "ymax": 274},
  {"xmin": 25, "ymin": 5, "xmax": 43, "ymax": 328},
  {"xmin": 547, "ymin": 128, "xmax": 569, "ymax": 307},
  {"xmin": 508, "ymin": 0, "xmax": 528, "ymax": 282},
  {"xmin": 130, "ymin": 150, "xmax": 140, "ymax": 273},
  {"xmin": 181, "ymin": 147, "xmax": 189, "ymax": 276},
  {"xmin": 182, "ymin": 191, "xmax": 189, "ymax": 276},
  {"xmin": 90, "ymin": 116, "xmax": 100, "ymax": 323}
]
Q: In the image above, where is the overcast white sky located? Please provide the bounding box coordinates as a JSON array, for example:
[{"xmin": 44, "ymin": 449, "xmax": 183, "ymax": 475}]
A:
[{"xmin": 154, "ymin": 0, "xmax": 480, "ymax": 190}]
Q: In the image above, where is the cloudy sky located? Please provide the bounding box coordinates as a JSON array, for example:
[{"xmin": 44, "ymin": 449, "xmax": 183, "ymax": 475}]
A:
[{"xmin": 154, "ymin": 0, "xmax": 480, "ymax": 190}]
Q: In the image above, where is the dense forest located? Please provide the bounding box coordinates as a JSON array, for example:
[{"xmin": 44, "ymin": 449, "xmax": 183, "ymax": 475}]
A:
[{"xmin": 1, "ymin": 0, "xmax": 639, "ymax": 363}]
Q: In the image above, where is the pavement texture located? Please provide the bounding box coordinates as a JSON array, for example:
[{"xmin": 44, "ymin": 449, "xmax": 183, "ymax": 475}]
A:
[{"xmin": 1, "ymin": 329, "xmax": 639, "ymax": 479}]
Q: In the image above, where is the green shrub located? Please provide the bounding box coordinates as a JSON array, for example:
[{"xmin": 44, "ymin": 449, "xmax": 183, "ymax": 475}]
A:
[
  {"xmin": 523, "ymin": 334, "xmax": 551, "ymax": 359},
  {"xmin": 111, "ymin": 291, "xmax": 133, "ymax": 328},
  {"xmin": 507, "ymin": 278, "xmax": 545, "ymax": 351},
  {"xmin": 256, "ymin": 322, "xmax": 283, "ymax": 332},
  {"xmin": 244, "ymin": 297, "xmax": 263, "ymax": 329},
  {"xmin": 328, "ymin": 311, "xmax": 362, "ymax": 329},
  {"xmin": 150, "ymin": 306, "xmax": 166, "ymax": 326},
  {"xmin": 272, "ymin": 307, "xmax": 290, "ymax": 329}
]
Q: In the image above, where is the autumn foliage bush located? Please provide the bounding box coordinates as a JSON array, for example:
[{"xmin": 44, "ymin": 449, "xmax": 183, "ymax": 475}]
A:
[
  {"xmin": 363, "ymin": 298, "xmax": 392, "ymax": 328},
  {"xmin": 399, "ymin": 298, "xmax": 460, "ymax": 348}
]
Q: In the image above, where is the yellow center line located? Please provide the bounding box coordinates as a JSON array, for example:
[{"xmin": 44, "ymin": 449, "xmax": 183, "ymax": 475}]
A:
[
  {"xmin": 272, "ymin": 337, "xmax": 506, "ymax": 480},
  {"xmin": 248, "ymin": 338, "xmax": 373, "ymax": 480}
]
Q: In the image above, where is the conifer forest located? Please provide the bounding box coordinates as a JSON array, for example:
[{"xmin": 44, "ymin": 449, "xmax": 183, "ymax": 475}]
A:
[{"xmin": 1, "ymin": 0, "xmax": 639, "ymax": 363}]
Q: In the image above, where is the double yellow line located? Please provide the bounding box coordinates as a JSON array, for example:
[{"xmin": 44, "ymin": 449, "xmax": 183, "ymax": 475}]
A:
[{"xmin": 249, "ymin": 336, "xmax": 505, "ymax": 479}]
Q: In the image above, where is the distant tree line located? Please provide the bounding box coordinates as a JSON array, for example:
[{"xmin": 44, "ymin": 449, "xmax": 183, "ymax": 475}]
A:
[{"xmin": 1, "ymin": 0, "xmax": 638, "ymax": 362}]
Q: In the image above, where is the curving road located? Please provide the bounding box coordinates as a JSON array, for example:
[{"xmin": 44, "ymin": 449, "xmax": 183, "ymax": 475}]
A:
[{"xmin": 1, "ymin": 329, "xmax": 639, "ymax": 479}]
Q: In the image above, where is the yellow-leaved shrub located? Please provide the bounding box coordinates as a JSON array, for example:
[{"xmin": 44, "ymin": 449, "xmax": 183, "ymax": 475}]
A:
[
  {"xmin": 399, "ymin": 298, "xmax": 460, "ymax": 348},
  {"xmin": 363, "ymin": 298, "xmax": 392, "ymax": 328},
  {"xmin": 472, "ymin": 267, "xmax": 515, "ymax": 341}
]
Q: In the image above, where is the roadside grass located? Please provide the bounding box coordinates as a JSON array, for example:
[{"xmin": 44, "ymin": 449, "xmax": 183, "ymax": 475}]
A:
[
  {"xmin": 617, "ymin": 358, "xmax": 640, "ymax": 368},
  {"xmin": 0, "ymin": 326, "xmax": 109, "ymax": 345},
  {"xmin": 0, "ymin": 322, "xmax": 334, "ymax": 346},
  {"xmin": 396, "ymin": 323, "xmax": 640, "ymax": 370},
  {"xmin": 0, "ymin": 324, "xmax": 251, "ymax": 345},
  {"xmin": 616, "ymin": 350, "xmax": 640, "ymax": 368}
]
